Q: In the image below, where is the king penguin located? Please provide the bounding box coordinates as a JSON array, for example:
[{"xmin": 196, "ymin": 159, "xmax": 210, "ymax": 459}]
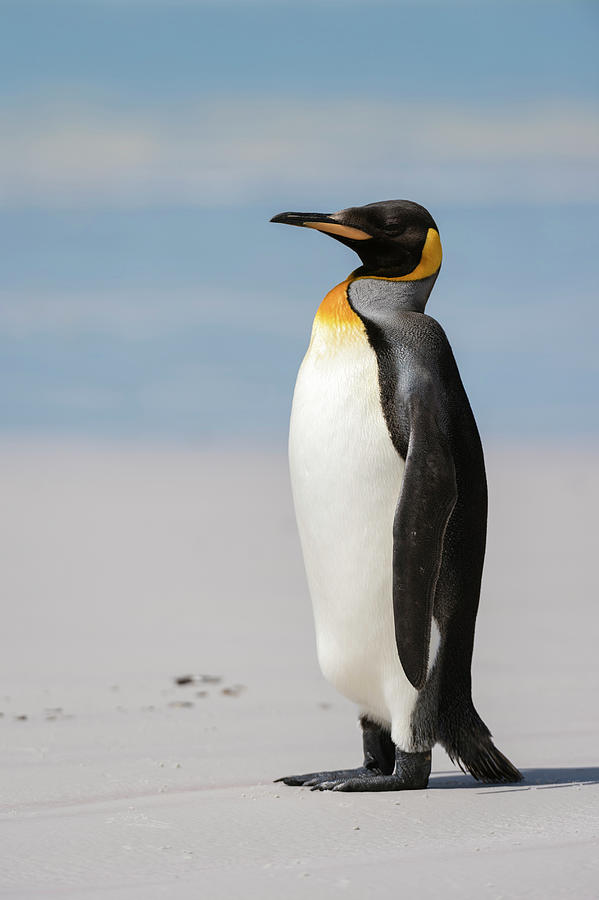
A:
[{"xmin": 270, "ymin": 199, "xmax": 522, "ymax": 792}]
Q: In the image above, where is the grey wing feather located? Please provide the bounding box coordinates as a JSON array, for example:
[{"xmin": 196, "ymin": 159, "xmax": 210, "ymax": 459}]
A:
[{"xmin": 392, "ymin": 383, "xmax": 457, "ymax": 690}]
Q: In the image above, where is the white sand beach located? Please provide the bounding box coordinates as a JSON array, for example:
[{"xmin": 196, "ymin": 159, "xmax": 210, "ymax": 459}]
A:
[{"xmin": 1, "ymin": 442, "xmax": 598, "ymax": 898}]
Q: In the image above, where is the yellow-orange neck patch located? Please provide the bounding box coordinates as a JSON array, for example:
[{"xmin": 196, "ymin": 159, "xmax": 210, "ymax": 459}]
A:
[{"xmin": 314, "ymin": 278, "xmax": 363, "ymax": 331}]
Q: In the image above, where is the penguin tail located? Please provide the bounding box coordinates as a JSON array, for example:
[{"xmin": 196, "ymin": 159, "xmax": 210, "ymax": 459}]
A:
[{"xmin": 439, "ymin": 699, "xmax": 523, "ymax": 784}]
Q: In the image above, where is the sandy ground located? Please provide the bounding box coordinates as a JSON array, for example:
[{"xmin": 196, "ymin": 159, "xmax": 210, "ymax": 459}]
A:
[{"xmin": 0, "ymin": 442, "xmax": 598, "ymax": 899}]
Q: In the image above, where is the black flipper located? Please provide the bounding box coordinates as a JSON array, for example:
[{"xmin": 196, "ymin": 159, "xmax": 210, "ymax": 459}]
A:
[{"xmin": 392, "ymin": 377, "xmax": 457, "ymax": 690}]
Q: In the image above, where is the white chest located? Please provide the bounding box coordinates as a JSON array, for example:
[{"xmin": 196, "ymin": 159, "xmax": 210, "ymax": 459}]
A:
[
  {"xmin": 289, "ymin": 327, "xmax": 402, "ymax": 520},
  {"xmin": 288, "ymin": 323, "xmax": 408, "ymax": 719}
]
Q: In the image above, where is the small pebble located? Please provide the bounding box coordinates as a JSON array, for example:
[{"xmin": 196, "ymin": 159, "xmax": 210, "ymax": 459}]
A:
[
  {"xmin": 15, "ymin": 715, "xmax": 27, "ymax": 721},
  {"xmin": 174, "ymin": 674, "xmax": 222, "ymax": 686},
  {"xmin": 168, "ymin": 700, "xmax": 194, "ymax": 708},
  {"xmin": 221, "ymin": 685, "xmax": 245, "ymax": 697}
]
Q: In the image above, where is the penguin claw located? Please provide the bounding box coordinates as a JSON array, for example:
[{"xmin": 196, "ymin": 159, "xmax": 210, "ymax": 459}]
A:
[
  {"xmin": 274, "ymin": 776, "xmax": 308, "ymax": 786},
  {"xmin": 274, "ymin": 773, "xmax": 324, "ymax": 787},
  {"xmin": 310, "ymin": 781, "xmax": 335, "ymax": 791}
]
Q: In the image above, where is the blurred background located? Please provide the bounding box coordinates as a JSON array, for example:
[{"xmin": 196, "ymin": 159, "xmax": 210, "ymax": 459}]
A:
[
  {"xmin": 2, "ymin": 9, "xmax": 599, "ymax": 891},
  {"xmin": 1, "ymin": 0, "xmax": 598, "ymax": 444}
]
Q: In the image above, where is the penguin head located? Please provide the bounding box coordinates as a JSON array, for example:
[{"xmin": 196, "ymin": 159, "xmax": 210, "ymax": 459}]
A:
[{"xmin": 271, "ymin": 199, "xmax": 441, "ymax": 279}]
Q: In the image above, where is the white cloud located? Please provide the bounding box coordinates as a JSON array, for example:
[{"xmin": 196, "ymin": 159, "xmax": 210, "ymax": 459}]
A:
[{"xmin": 1, "ymin": 98, "xmax": 598, "ymax": 207}]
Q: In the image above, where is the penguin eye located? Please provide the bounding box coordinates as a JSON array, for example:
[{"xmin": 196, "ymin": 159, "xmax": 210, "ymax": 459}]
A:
[{"xmin": 380, "ymin": 223, "xmax": 405, "ymax": 238}]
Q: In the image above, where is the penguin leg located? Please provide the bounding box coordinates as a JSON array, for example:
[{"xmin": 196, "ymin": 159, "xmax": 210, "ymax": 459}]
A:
[
  {"xmin": 275, "ymin": 716, "xmax": 395, "ymax": 787},
  {"xmin": 312, "ymin": 746, "xmax": 431, "ymax": 792}
]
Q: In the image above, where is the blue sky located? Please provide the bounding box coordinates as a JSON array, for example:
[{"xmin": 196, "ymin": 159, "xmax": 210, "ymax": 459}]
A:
[{"xmin": 1, "ymin": 0, "xmax": 598, "ymax": 440}]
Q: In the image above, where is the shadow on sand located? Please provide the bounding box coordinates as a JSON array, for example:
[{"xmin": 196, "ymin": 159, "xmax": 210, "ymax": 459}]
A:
[{"xmin": 430, "ymin": 767, "xmax": 599, "ymax": 792}]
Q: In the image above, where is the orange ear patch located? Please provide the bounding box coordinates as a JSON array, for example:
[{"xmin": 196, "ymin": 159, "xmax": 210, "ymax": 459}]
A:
[
  {"xmin": 388, "ymin": 228, "xmax": 442, "ymax": 281},
  {"xmin": 406, "ymin": 227, "xmax": 442, "ymax": 279},
  {"xmin": 304, "ymin": 222, "xmax": 372, "ymax": 241},
  {"xmin": 350, "ymin": 228, "xmax": 443, "ymax": 283}
]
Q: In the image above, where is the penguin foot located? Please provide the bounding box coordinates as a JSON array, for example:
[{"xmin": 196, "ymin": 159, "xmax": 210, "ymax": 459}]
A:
[
  {"xmin": 310, "ymin": 773, "xmax": 426, "ymax": 792},
  {"xmin": 309, "ymin": 748, "xmax": 432, "ymax": 792},
  {"xmin": 275, "ymin": 766, "xmax": 376, "ymax": 787}
]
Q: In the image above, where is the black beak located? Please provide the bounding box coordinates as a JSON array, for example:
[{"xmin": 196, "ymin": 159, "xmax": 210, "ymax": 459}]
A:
[{"xmin": 270, "ymin": 211, "xmax": 335, "ymax": 226}]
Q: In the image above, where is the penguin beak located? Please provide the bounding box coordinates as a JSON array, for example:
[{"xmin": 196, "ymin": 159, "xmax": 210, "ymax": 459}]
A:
[{"xmin": 270, "ymin": 211, "xmax": 372, "ymax": 241}]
